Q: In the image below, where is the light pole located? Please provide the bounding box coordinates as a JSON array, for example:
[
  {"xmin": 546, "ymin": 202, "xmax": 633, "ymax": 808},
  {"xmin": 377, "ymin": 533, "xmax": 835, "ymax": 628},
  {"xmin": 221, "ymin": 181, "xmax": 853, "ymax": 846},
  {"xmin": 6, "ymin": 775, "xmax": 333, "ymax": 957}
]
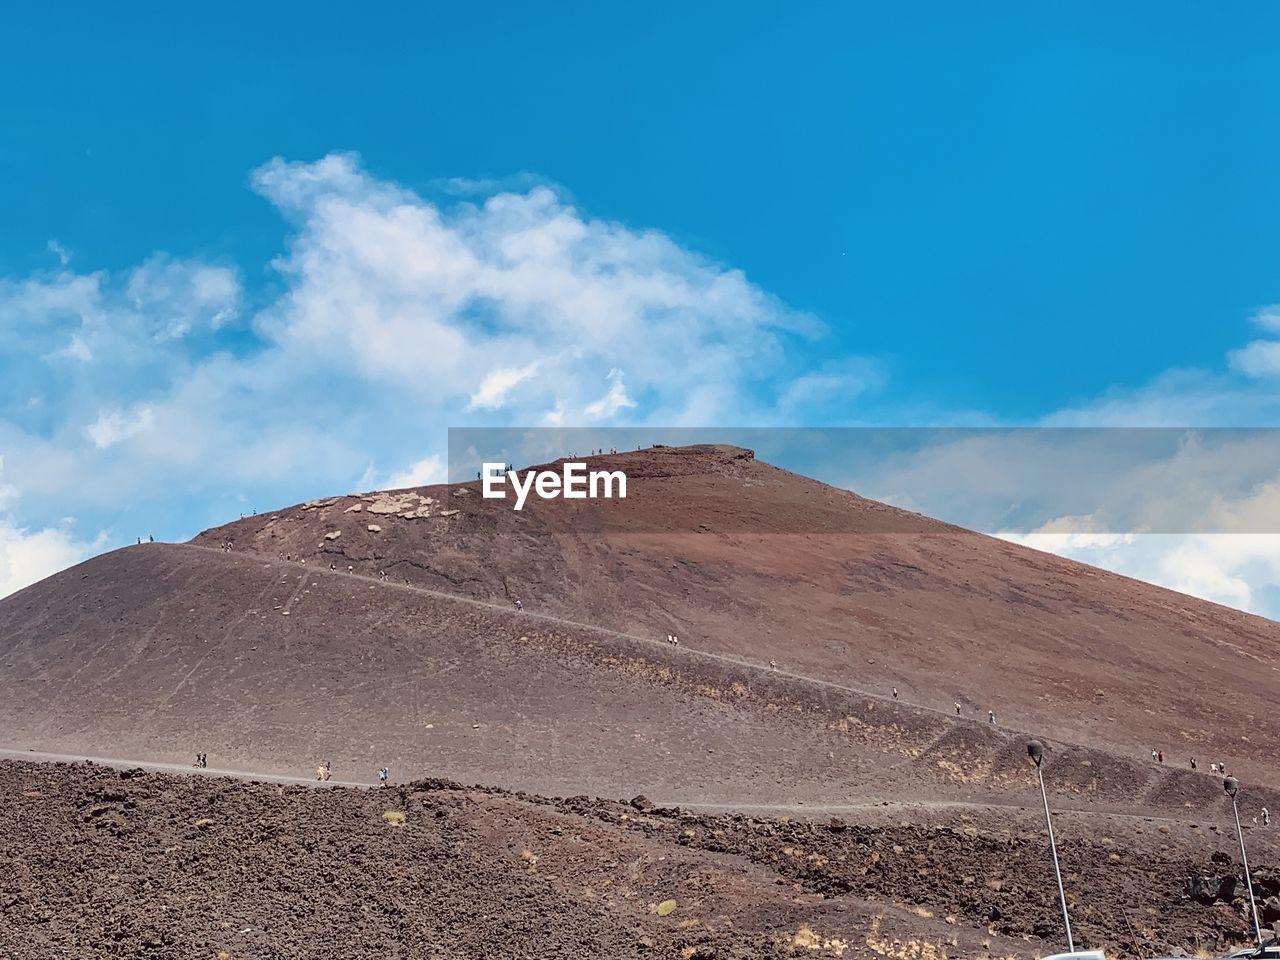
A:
[
  {"xmin": 1029, "ymin": 740, "xmax": 1074, "ymax": 953},
  {"xmin": 1224, "ymin": 776, "xmax": 1263, "ymax": 949}
]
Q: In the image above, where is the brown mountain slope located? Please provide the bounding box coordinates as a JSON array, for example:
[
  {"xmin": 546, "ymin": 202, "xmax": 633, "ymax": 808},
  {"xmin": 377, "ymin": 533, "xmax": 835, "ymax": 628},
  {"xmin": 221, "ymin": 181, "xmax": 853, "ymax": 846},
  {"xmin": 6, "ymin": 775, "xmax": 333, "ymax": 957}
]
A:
[
  {"xmin": 4, "ymin": 540, "xmax": 1278, "ymax": 824},
  {"xmin": 2, "ymin": 442, "xmax": 1277, "ymax": 814},
  {"xmin": 187, "ymin": 443, "xmax": 1279, "ymax": 782}
]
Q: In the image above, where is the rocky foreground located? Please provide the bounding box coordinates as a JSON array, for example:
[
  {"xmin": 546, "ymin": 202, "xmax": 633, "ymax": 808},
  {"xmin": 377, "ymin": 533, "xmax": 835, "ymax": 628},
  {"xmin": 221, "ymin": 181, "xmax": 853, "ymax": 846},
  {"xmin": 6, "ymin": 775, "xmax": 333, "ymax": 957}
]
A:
[{"xmin": 2, "ymin": 760, "xmax": 1276, "ymax": 959}]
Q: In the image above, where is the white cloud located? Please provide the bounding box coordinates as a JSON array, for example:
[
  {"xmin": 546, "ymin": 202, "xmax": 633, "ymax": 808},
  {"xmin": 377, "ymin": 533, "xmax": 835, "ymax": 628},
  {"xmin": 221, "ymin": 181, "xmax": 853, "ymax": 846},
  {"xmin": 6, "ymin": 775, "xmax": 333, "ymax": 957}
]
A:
[
  {"xmin": 9, "ymin": 149, "xmax": 1280, "ymax": 622},
  {"xmin": 0, "ymin": 152, "xmax": 817, "ymax": 600},
  {"xmin": 1251, "ymin": 304, "xmax": 1280, "ymax": 334},
  {"xmin": 382, "ymin": 455, "xmax": 446, "ymax": 490},
  {"xmin": 1004, "ymin": 528, "xmax": 1280, "ymax": 615},
  {"xmin": 57, "ymin": 334, "xmax": 93, "ymax": 363},
  {"xmin": 46, "ymin": 239, "xmax": 71, "ymax": 266},
  {"xmin": 540, "ymin": 400, "xmax": 566, "ymax": 427},
  {"xmin": 584, "ymin": 368, "xmax": 636, "ymax": 419},
  {"xmin": 247, "ymin": 153, "xmax": 812, "ymax": 424},
  {"xmin": 85, "ymin": 405, "xmax": 155, "ymax": 449},
  {"xmin": 0, "ymin": 458, "xmax": 15, "ymax": 509},
  {"xmin": 1215, "ymin": 306, "xmax": 1280, "ymax": 379},
  {"xmin": 0, "ymin": 516, "xmax": 101, "ymax": 597},
  {"xmin": 125, "ymin": 257, "xmax": 240, "ymax": 338},
  {"xmin": 1229, "ymin": 340, "xmax": 1280, "ymax": 378},
  {"xmin": 777, "ymin": 358, "xmax": 879, "ymax": 420},
  {"xmin": 468, "ymin": 362, "xmax": 540, "ymax": 411}
]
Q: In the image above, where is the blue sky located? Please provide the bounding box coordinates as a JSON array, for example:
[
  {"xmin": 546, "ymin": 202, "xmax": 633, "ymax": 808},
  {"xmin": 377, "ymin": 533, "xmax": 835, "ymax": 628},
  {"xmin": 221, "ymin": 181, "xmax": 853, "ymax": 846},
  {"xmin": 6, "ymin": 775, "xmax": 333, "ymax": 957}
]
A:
[{"xmin": 4, "ymin": 3, "xmax": 1280, "ymax": 611}]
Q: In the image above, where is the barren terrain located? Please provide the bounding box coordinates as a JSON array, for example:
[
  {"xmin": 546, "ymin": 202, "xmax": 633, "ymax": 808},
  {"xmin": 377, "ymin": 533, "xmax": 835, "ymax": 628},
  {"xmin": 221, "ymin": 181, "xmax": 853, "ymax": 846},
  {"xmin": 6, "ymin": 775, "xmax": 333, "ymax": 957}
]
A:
[
  {"xmin": 3, "ymin": 760, "xmax": 1277, "ymax": 959},
  {"xmin": 2, "ymin": 444, "xmax": 1278, "ymax": 957}
]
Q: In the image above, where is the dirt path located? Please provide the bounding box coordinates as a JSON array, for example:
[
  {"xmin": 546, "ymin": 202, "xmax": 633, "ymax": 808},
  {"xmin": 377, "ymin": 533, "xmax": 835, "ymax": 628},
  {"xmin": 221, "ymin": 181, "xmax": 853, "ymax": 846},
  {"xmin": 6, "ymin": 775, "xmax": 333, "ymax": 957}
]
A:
[
  {"xmin": 0, "ymin": 747, "xmax": 1221, "ymax": 833},
  {"xmin": 664, "ymin": 797, "xmax": 1220, "ymax": 829},
  {"xmin": 0, "ymin": 748, "xmax": 366, "ymax": 788}
]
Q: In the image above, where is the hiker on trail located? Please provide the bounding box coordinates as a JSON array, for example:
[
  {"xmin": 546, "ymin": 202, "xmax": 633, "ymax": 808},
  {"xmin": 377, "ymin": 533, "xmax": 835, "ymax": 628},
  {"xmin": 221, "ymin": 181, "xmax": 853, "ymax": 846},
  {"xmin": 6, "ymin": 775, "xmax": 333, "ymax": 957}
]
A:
[
  {"xmin": 671, "ymin": 635, "xmax": 679, "ymax": 646},
  {"xmin": 137, "ymin": 537, "xmax": 142, "ymax": 545},
  {"xmin": 1190, "ymin": 758, "xmax": 1197, "ymax": 770},
  {"xmin": 1263, "ymin": 807, "xmax": 1271, "ymax": 827},
  {"xmin": 987, "ymin": 710, "xmax": 995, "ymax": 725},
  {"xmin": 378, "ymin": 767, "xmax": 389, "ymax": 788},
  {"xmin": 1158, "ymin": 751, "xmax": 1164, "ymax": 764},
  {"xmin": 1210, "ymin": 762, "xmax": 1218, "ymax": 773},
  {"xmin": 148, "ymin": 535, "xmax": 154, "ymax": 543},
  {"xmin": 1152, "ymin": 749, "xmax": 1159, "ymax": 762},
  {"xmin": 892, "ymin": 687, "xmax": 899, "ymax": 700},
  {"xmin": 316, "ymin": 763, "xmax": 325, "ymax": 781},
  {"xmin": 514, "ymin": 599, "xmax": 523, "ymax": 611},
  {"xmin": 769, "ymin": 659, "xmax": 778, "ymax": 671},
  {"xmin": 955, "ymin": 702, "xmax": 961, "ymax": 716}
]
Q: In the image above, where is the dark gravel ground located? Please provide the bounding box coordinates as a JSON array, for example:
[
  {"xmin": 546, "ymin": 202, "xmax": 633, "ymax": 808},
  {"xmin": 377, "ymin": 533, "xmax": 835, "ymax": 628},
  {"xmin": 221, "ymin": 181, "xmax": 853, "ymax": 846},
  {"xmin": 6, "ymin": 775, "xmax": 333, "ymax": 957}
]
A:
[{"xmin": 3, "ymin": 760, "xmax": 1276, "ymax": 959}]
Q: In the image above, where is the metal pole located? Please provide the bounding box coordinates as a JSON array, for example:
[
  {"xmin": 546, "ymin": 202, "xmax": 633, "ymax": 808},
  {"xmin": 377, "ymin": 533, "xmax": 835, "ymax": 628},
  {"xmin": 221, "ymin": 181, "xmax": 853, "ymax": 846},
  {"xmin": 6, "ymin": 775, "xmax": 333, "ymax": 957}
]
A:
[
  {"xmin": 1231, "ymin": 793, "xmax": 1264, "ymax": 947},
  {"xmin": 1037, "ymin": 763, "xmax": 1074, "ymax": 953}
]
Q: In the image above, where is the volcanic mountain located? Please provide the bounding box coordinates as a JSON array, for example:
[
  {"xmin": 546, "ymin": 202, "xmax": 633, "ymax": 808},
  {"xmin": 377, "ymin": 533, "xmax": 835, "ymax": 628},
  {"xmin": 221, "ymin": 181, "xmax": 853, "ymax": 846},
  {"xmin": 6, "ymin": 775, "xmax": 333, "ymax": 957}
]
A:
[{"xmin": 2, "ymin": 443, "xmax": 1277, "ymax": 810}]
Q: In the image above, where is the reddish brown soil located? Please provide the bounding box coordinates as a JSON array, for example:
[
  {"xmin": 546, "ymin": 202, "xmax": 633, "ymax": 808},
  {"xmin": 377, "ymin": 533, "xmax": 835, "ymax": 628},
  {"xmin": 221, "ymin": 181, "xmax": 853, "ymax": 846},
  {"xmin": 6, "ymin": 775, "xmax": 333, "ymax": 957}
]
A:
[
  {"xmin": 3, "ymin": 540, "xmax": 1277, "ymax": 822},
  {"xmin": 185, "ymin": 444, "xmax": 1280, "ymax": 783},
  {"xmin": 2, "ymin": 760, "xmax": 1275, "ymax": 959}
]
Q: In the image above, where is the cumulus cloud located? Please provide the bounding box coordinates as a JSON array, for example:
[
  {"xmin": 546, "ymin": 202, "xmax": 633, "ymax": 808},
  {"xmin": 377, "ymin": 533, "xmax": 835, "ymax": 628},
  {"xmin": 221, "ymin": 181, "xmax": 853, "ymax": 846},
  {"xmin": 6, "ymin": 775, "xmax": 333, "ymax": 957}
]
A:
[
  {"xmin": 85, "ymin": 405, "xmax": 155, "ymax": 449},
  {"xmin": 46, "ymin": 239, "xmax": 71, "ymax": 266},
  {"xmin": 125, "ymin": 257, "xmax": 240, "ymax": 338},
  {"xmin": 0, "ymin": 152, "xmax": 819, "ymax": 598},
  {"xmin": 584, "ymin": 368, "xmax": 636, "ymax": 419},
  {"xmin": 1002, "ymin": 528, "xmax": 1280, "ymax": 615},
  {"xmin": 381, "ymin": 455, "xmax": 447, "ymax": 490},
  {"xmin": 777, "ymin": 358, "xmax": 880, "ymax": 422},
  {"xmin": 6, "ymin": 149, "xmax": 1280, "ymax": 621},
  {"xmin": 1230, "ymin": 340, "xmax": 1280, "ymax": 378},
  {"xmin": 0, "ymin": 516, "xmax": 101, "ymax": 597},
  {"xmin": 468, "ymin": 362, "xmax": 540, "ymax": 411},
  {"xmin": 247, "ymin": 153, "xmax": 811, "ymax": 424}
]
